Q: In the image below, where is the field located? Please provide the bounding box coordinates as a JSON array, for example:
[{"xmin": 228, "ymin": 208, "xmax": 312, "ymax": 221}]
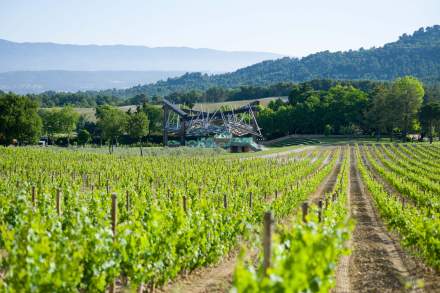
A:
[{"xmin": 0, "ymin": 143, "xmax": 439, "ymax": 292}]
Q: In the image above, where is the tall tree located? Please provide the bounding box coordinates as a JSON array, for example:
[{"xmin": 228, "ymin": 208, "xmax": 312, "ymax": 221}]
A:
[
  {"xmin": 140, "ymin": 103, "xmax": 163, "ymax": 137},
  {"xmin": 39, "ymin": 106, "xmax": 79, "ymax": 146},
  {"xmin": 0, "ymin": 93, "xmax": 42, "ymax": 145},
  {"xmin": 127, "ymin": 110, "xmax": 149, "ymax": 156},
  {"xmin": 96, "ymin": 105, "xmax": 128, "ymax": 153},
  {"xmin": 324, "ymin": 85, "xmax": 368, "ymax": 134},
  {"xmin": 39, "ymin": 109, "xmax": 61, "ymax": 145},
  {"xmin": 58, "ymin": 106, "xmax": 79, "ymax": 146},
  {"xmin": 389, "ymin": 76, "xmax": 424, "ymax": 140},
  {"xmin": 420, "ymin": 101, "xmax": 440, "ymax": 143},
  {"xmin": 77, "ymin": 129, "xmax": 91, "ymax": 146},
  {"xmin": 366, "ymin": 85, "xmax": 392, "ymax": 141}
]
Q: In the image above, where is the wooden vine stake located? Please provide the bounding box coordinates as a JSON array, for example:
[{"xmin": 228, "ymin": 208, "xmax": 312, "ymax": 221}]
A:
[
  {"xmin": 110, "ymin": 192, "xmax": 117, "ymax": 293},
  {"xmin": 249, "ymin": 192, "xmax": 253, "ymax": 209},
  {"xmin": 318, "ymin": 200, "xmax": 323, "ymax": 222},
  {"xmin": 31, "ymin": 185, "xmax": 36, "ymax": 206},
  {"xmin": 223, "ymin": 194, "xmax": 228, "ymax": 209},
  {"xmin": 126, "ymin": 190, "xmax": 130, "ymax": 212},
  {"xmin": 302, "ymin": 202, "xmax": 309, "ymax": 223},
  {"xmin": 183, "ymin": 195, "xmax": 187, "ymax": 213},
  {"xmin": 111, "ymin": 193, "xmax": 117, "ymax": 238},
  {"xmin": 56, "ymin": 188, "xmax": 61, "ymax": 216},
  {"xmin": 263, "ymin": 211, "xmax": 274, "ymax": 276}
]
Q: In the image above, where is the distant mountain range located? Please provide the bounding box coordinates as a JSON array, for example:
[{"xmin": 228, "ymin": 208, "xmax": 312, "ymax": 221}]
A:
[
  {"xmin": 0, "ymin": 39, "xmax": 283, "ymax": 93},
  {"xmin": 0, "ymin": 39, "xmax": 282, "ymax": 72},
  {"xmin": 0, "ymin": 70, "xmax": 185, "ymax": 94},
  {"xmin": 110, "ymin": 25, "xmax": 440, "ymax": 97}
]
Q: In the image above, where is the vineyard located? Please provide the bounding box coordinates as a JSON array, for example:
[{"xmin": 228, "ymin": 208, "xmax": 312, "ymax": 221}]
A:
[{"xmin": 0, "ymin": 144, "xmax": 439, "ymax": 292}]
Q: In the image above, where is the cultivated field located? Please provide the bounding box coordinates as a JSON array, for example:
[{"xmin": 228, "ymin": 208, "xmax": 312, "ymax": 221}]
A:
[{"xmin": 0, "ymin": 143, "xmax": 439, "ymax": 292}]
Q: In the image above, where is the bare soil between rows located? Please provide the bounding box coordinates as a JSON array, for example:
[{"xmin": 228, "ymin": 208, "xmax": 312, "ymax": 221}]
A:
[{"xmin": 342, "ymin": 147, "xmax": 424, "ymax": 293}]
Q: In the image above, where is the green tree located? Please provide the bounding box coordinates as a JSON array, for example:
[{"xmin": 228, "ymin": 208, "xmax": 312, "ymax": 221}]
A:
[
  {"xmin": 39, "ymin": 109, "xmax": 61, "ymax": 145},
  {"xmin": 39, "ymin": 106, "xmax": 79, "ymax": 146},
  {"xmin": 366, "ymin": 85, "xmax": 392, "ymax": 141},
  {"xmin": 324, "ymin": 85, "xmax": 368, "ymax": 134},
  {"xmin": 127, "ymin": 111, "xmax": 149, "ymax": 156},
  {"xmin": 0, "ymin": 93, "xmax": 42, "ymax": 145},
  {"xmin": 58, "ymin": 106, "xmax": 79, "ymax": 146},
  {"xmin": 140, "ymin": 103, "xmax": 163, "ymax": 137},
  {"xmin": 324, "ymin": 124, "xmax": 333, "ymax": 136},
  {"xmin": 96, "ymin": 105, "xmax": 128, "ymax": 153},
  {"xmin": 389, "ymin": 76, "xmax": 424, "ymax": 140},
  {"xmin": 77, "ymin": 129, "xmax": 91, "ymax": 146},
  {"xmin": 420, "ymin": 101, "xmax": 440, "ymax": 143}
]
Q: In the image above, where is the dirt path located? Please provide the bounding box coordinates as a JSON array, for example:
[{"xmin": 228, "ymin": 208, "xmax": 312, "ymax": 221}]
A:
[
  {"xmin": 159, "ymin": 253, "xmax": 239, "ymax": 293},
  {"xmin": 333, "ymin": 148, "xmax": 351, "ymax": 293},
  {"xmin": 308, "ymin": 147, "xmax": 341, "ymax": 203},
  {"xmin": 338, "ymin": 147, "xmax": 421, "ymax": 293}
]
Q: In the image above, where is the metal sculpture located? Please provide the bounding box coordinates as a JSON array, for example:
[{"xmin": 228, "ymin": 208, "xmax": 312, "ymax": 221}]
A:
[{"xmin": 163, "ymin": 99, "xmax": 262, "ymax": 146}]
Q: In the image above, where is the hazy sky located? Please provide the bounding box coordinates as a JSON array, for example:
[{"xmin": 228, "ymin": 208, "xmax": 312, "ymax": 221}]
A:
[{"xmin": 1, "ymin": 0, "xmax": 439, "ymax": 56}]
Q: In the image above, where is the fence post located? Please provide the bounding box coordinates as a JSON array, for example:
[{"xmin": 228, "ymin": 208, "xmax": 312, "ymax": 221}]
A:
[
  {"xmin": 302, "ymin": 202, "xmax": 309, "ymax": 223},
  {"xmin": 263, "ymin": 211, "xmax": 274, "ymax": 277}
]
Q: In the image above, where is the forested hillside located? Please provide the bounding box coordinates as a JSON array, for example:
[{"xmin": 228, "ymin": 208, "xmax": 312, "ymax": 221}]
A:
[{"xmin": 114, "ymin": 25, "xmax": 440, "ymax": 96}]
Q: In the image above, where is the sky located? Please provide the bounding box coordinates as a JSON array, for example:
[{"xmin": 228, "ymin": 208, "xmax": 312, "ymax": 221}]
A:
[{"xmin": 0, "ymin": 0, "xmax": 439, "ymax": 56}]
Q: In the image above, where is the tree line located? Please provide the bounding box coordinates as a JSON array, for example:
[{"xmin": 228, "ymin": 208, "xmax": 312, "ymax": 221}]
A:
[
  {"xmin": 0, "ymin": 94, "xmax": 163, "ymax": 153},
  {"xmin": 258, "ymin": 76, "xmax": 440, "ymax": 142},
  {"xmin": 1, "ymin": 76, "xmax": 440, "ymax": 148},
  {"xmin": 25, "ymin": 79, "xmax": 396, "ymax": 108}
]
